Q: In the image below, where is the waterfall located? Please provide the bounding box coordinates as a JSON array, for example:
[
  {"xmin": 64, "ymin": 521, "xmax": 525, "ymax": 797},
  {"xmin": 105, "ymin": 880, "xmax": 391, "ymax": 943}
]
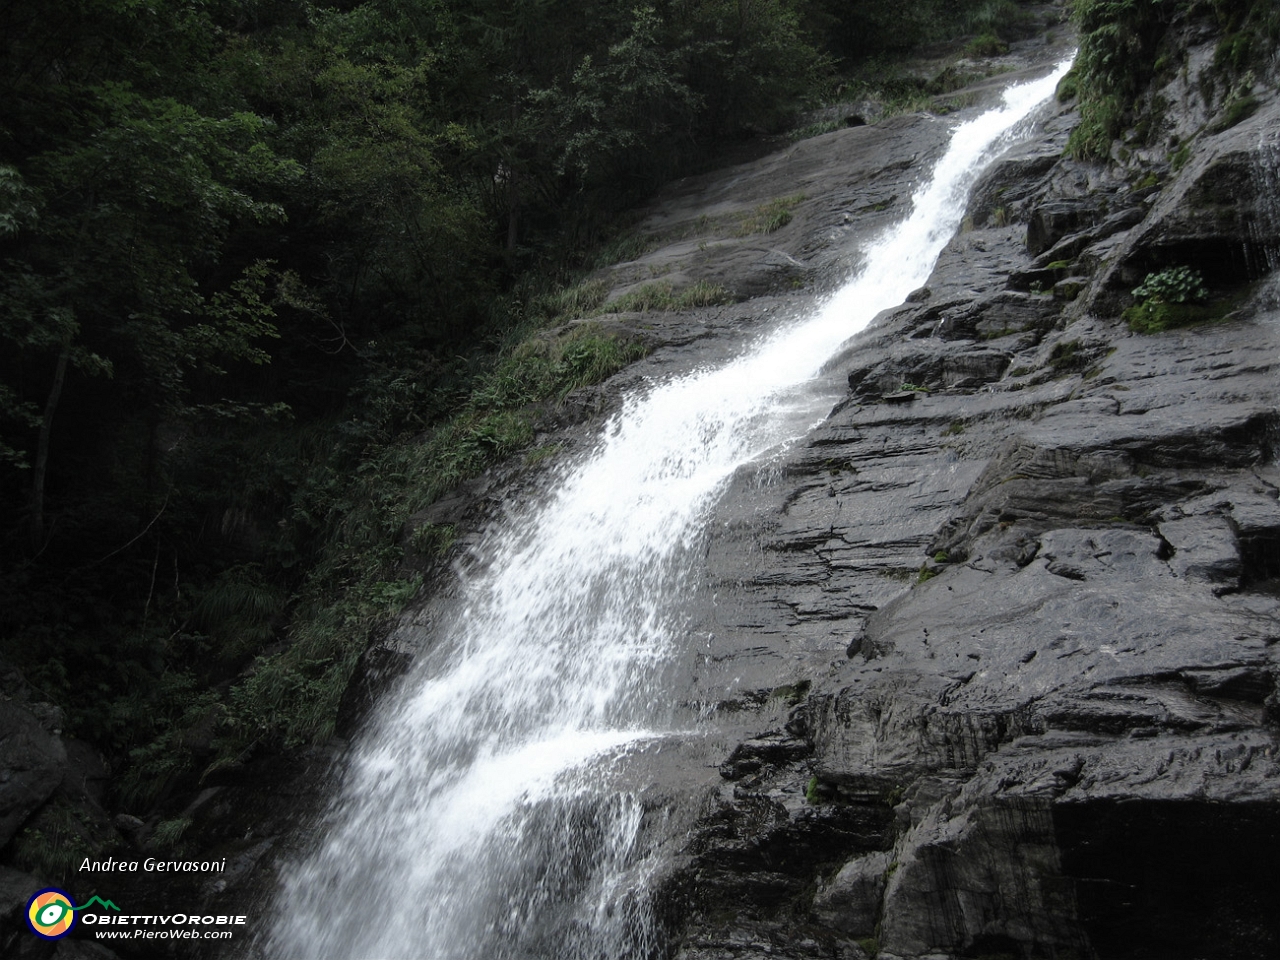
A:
[
  {"xmin": 264, "ymin": 58, "xmax": 1073, "ymax": 960},
  {"xmin": 1251, "ymin": 124, "xmax": 1280, "ymax": 275}
]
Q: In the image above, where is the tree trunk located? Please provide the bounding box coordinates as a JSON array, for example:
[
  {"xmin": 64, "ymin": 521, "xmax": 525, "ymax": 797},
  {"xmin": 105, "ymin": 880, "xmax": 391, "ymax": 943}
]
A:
[
  {"xmin": 29, "ymin": 340, "xmax": 70, "ymax": 551},
  {"xmin": 505, "ymin": 164, "xmax": 519, "ymax": 271}
]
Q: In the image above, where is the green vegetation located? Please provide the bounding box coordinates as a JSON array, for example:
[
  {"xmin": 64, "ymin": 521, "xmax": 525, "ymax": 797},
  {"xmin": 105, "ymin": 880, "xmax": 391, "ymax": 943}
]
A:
[
  {"xmin": 1056, "ymin": 67, "xmax": 1080, "ymax": 103},
  {"xmin": 1068, "ymin": 0, "xmax": 1279, "ymax": 158},
  {"xmin": 2, "ymin": 0, "xmax": 824, "ymax": 824},
  {"xmin": 1214, "ymin": 0, "xmax": 1280, "ymax": 72},
  {"xmin": 792, "ymin": 0, "xmax": 1037, "ymax": 131},
  {"xmin": 828, "ymin": 52, "xmax": 1016, "ymax": 126},
  {"xmin": 772, "ymin": 680, "xmax": 812, "ymax": 705},
  {"xmin": 1126, "ymin": 299, "xmax": 1217, "ymax": 333},
  {"xmin": 737, "ymin": 194, "xmax": 807, "ymax": 235},
  {"xmin": 1132, "ymin": 266, "xmax": 1209, "ymax": 304},
  {"xmin": 1171, "ymin": 141, "xmax": 1193, "ymax": 170},
  {"xmin": 524, "ymin": 444, "xmax": 565, "ymax": 467},
  {"xmin": 411, "ymin": 523, "xmax": 458, "ymax": 558},
  {"xmin": 806, "ymin": 776, "xmax": 821, "ymax": 803},
  {"xmin": 0, "ymin": 0, "xmax": 1089, "ymax": 853},
  {"xmin": 220, "ymin": 322, "xmax": 650, "ymax": 749},
  {"xmin": 1067, "ymin": 0, "xmax": 1176, "ymax": 157},
  {"xmin": 604, "ymin": 280, "xmax": 736, "ymax": 313},
  {"xmin": 11, "ymin": 795, "xmax": 111, "ymax": 883},
  {"xmin": 152, "ymin": 817, "xmax": 193, "ymax": 851},
  {"xmin": 791, "ymin": 119, "xmax": 843, "ymax": 141},
  {"xmin": 966, "ymin": 33, "xmax": 1010, "ymax": 57},
  {"xmin": 1211, "ymin": 92, "xmax": 1260, "ymax": 131},
  {"xmin": 1048, "ymin": 339, "xmax": 1087, "ymax": 373},
  {"xmin": 815, "ymin": 0, "xmax": 1036, "ymax": 63},
  {"xmin": 1123, "ymin": 265, "xmax": 1234, "ymax": 332}
]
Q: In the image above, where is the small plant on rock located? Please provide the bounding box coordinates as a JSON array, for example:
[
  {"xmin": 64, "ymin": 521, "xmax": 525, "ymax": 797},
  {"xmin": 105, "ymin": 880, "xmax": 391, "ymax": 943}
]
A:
[
  {"xmin": 806, "ymin": 776, "xmax": 828, "ymax": 805},
  {"xmin": 736, "ymin": 193, "xmax": 806, "ymax": 235},
  {"xmin": 1132, "ymin": 266, "xmax": 1208, "ymax": 305},
  {"xmin": 1126, "ymin": 266, "xmax": 1216, "ymax": 333},
  {"xmin": 1048, "ymin": 339, "xmax": 1086, "ymax": 373}
]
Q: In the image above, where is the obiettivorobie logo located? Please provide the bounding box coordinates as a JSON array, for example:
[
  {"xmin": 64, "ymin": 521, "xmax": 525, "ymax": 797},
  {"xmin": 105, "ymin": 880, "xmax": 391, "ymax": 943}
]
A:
[
  {"xmin": 27, "ymin": 883, "xmax": 248, "ymax": 944},
  {"xmin": 26, "ymin": 889, "xmax": 121, "ymax": 940}
]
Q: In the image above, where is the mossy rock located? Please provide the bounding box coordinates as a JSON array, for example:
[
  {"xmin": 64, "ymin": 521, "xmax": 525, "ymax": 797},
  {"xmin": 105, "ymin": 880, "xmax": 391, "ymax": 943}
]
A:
[{"xmin": 1123, "ymin": 300, "xmax": 1227, "ymax": 333}]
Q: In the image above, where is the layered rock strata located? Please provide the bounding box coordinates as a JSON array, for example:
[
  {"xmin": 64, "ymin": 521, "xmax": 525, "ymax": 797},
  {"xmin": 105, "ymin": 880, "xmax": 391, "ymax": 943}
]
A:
[{"xmin": 673, "ymin": 17, "xmax": 1280, "ymax": 960}]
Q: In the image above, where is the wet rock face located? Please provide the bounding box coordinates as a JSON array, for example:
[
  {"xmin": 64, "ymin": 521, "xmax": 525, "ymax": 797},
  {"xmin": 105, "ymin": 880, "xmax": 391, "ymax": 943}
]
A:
[
  {"xmin": 0, "ymin": 700, "xmax": 66, "ymax": 848},
  {"xmin": 672, "ymin": 16, "xmax": 1280, "ymax": 960},
  {"xmin": 0, "ymin": 677, "xmax": 130, "ymax": 959},
  {"xmin": 1056, "ymin": 798, "xmax": 1280, "ymax": 958}
]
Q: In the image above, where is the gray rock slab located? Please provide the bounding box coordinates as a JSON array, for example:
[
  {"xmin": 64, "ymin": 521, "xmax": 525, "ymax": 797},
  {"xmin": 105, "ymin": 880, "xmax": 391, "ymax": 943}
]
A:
[{"xmin": 0, "ymin": 700, "xmax": 66, "ymax": 848}]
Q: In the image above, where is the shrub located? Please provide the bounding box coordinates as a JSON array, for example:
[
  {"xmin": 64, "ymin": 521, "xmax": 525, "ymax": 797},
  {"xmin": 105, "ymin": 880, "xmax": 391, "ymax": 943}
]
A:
[{"xmin": 965, "ymin": 33, "xmax": 1009, "ymax": 57}]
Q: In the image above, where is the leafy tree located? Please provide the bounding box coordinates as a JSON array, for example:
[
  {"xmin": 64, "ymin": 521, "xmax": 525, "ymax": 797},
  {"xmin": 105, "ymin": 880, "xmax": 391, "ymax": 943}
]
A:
[
  {"xmin": 553, "ymin": 6, "xmax": 701, "ymax": 191},
  {"xmin": 673, "ymin": 0, "xmax": 828, "ymax": 136}
]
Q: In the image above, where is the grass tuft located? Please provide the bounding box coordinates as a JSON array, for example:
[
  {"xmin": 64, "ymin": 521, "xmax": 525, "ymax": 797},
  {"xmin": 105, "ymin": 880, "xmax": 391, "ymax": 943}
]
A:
[
  {"xmin": 604, "ymin": 280, "xmax": 735, "ymax": 313},
  {"xmin": 736, "ymin": 194, "xmax": 807, "ymax": 235}
]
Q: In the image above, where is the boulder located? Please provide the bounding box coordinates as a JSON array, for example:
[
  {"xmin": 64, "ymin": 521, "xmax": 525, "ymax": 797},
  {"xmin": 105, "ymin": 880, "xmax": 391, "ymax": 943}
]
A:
[
  {"xmin": 0, "ymin": 700, "xmax": 66, "ymax": 848},
  {"xmin": 1026, "ymin": 198, "xmax": 1104, "ymax": 255},
  {"xmin": 812, "ymin": 850, "xmax": 893, "ymax": 937}
]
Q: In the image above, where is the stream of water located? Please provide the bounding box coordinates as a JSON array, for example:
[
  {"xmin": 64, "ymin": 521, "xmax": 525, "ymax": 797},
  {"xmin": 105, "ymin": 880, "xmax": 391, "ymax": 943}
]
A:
[
  {"xmin": 1251, "ymin": 123, "xmax": 1280, "ymax": 276},
  {"xmin": 264, "ymin": 59, "xmax": 1072, "ymax": 960}
]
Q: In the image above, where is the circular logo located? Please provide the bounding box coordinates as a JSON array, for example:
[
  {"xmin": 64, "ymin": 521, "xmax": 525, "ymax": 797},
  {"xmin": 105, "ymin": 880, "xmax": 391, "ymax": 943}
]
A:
[{"xmin": 26, "ymin": 888, "xmax": 77, "ymax": 940}]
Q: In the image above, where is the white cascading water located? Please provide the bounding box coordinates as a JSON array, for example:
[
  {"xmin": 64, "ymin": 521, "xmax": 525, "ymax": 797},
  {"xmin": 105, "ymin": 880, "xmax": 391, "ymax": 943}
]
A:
[
  {"xmin": 1251, "ymin": 123, "xmax": 1280, "ymax": 275},
  {"xmin": 265, "ymin": 59, "xmax": 1072, "ymax": 960}
]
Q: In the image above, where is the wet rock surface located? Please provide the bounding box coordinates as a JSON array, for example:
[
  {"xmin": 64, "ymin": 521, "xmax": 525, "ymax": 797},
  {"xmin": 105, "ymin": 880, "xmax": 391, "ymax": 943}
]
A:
[
  {"xmin": 0, "ymin": 700, "xmax": 66, "ymax": 850},
  {"xmin": 671, "ymin": 14, "xmax": 1280, "ymax": 960}
]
